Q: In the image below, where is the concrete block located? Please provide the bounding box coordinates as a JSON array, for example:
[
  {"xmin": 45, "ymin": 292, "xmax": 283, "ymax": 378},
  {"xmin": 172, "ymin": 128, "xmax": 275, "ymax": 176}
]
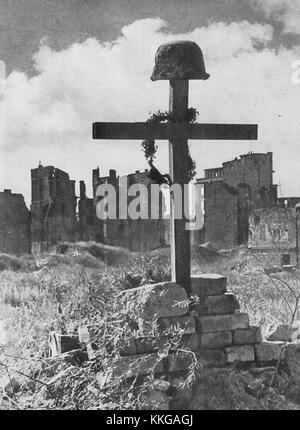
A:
[
  {"xmin": 196, "ymin": 293, "xmax": 240, "ymax": 316},
  {"xmin": 180, "ymin": 334, "xmax": 201, "ymax": 351},
  {"xmin": 233, "ymin": 326, "xmax": 262, "ymax": 345},
  {"xmin": 118, "ymin": 282, "xmax": 189, "ymax": 320},
  {"xmin": 198, "ymin": 313, "xmax": 249, "ymax": 333},
  {"xmin": 158, "ymin": 316, "xmax": 196, "ymax": 335},
  {"xmin": 191, "ymin": 274, "xmax": 227, "ymax": 296},
  {"xmin": 201, "ymin": 331, "xmax": 233, "ymax": 349},
  {"xmin": 255, "ymin": 341, "xmax": 285, "ymax": 364},
  {"xmin": 225, "ymin": 345, "xmax": 255, "ymax": 363}
]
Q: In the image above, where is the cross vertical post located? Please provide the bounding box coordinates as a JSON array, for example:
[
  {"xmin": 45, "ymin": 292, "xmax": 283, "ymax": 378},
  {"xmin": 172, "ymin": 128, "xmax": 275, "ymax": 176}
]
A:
[
  {"xmin": 169, "ymin": 80, "xmax": 191, "ymax": 294},
  {"xmin": 92, "ymin": 40, "xmax": 258, "ymax": 295}
]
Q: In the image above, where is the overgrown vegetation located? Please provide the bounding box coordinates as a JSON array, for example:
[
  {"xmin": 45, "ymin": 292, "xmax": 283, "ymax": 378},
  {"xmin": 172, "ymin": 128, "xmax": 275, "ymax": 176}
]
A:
[{"xmin": 1, "ymin": 244, "xmax": 300, "ymax": 409}]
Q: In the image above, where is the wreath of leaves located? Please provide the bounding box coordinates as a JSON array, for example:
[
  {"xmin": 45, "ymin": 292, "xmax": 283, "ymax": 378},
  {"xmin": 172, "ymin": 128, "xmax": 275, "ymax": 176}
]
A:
[{"xmin": 141, "ymin": 108, "xmax": 198, "ymax": 182}]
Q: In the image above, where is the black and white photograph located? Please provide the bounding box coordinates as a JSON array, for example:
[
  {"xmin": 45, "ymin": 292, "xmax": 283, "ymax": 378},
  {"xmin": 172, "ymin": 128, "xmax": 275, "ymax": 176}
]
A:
[{"xmin": 1, "ymin": 0, "xmax": 300, "ymax": 413}]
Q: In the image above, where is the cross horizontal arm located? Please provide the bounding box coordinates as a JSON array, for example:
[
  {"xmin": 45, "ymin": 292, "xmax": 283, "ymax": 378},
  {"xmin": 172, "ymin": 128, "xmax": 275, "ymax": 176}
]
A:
[{"xmin": 93, "ymin": 122, "xmax": 258, "ymax": 141}]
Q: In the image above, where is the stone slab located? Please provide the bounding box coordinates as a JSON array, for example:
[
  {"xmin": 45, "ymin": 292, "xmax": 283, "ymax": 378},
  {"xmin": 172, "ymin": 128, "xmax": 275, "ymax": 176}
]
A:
[
  {"xmin": 255, "ymin": 341, "xmax": 285, "ymax": 364},
  {"xmin": 198, "ymin": 313, "xmax": 249, "ymax": 333},
  {"xmin": 158, "ymin": 316, "xmax": 196, "ymax": 335},
  {"xmin": 196, "ymin": 293, "xmax": 240, "ymax": 316},
  {"xmin": 233, "ymin": 326, "xmax": 262, "ymax": 345},
  {"xmin": 225, "ymin": 345, "xmax": 255, "ymax": 364},
  {"xmin": 191, "ymin": 274, "xmax": 227, "ymax": 297},
  {"xmin": 117, "ymin": 282, "xmax": 189, "ymax": 320},
  {"xmin": 201, "ymin": 331, "xmax": 233, "ymax": 349}
]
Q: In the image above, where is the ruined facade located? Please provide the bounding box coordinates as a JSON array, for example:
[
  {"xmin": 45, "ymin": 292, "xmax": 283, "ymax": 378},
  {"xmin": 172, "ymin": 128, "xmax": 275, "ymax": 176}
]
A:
[
  {"xmin": 0, "ymin": 189, "xmax": 31, "ymax": 254},
  {"xmin": 30, "ymin": 164, "xmax": 77, "ymax": 253},
  {"xmin": 197, "ymin": 152, "xmax": 278, "ymax": 249},
  {"xmin": 249, "ymin": 197, "xmax": 300, "ymax": 267},
  {"xmin": 79, "ymin": 167, "xmax": 169, "ymax": 251}
]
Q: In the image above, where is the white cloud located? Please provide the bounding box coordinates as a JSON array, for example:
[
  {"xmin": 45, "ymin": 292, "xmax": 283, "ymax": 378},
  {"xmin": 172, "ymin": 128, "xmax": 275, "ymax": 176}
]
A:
[
  {"xmin": 0, "ymin": 18, "xmax": 300, "ymax": 204},
  {"xmin": 251, "ymin": 0, "xmax": 300, "ymax": 35}
]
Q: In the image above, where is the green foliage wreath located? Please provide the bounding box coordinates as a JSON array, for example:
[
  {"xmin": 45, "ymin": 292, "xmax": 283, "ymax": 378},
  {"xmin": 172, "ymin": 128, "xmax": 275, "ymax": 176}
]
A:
[{"xmin": 141, "ymin": 108, "xmax": 198, "ymax": 182}]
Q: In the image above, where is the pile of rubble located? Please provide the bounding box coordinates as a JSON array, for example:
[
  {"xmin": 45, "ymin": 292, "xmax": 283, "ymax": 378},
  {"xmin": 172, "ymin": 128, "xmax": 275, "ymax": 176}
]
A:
[
  {"xmin": 3, "ymin": 274, "xmax": 300, "ymax": 410},
  {"xmin": 48, "ymin": 276, "xmax": 300, "ymax": 408}
]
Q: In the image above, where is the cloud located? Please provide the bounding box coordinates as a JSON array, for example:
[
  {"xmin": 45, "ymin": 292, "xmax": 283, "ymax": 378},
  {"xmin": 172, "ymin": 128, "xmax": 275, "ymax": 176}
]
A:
[
  {"xmin": 0, "ymin": 17, "xmax": 300, "ymax": 203},
  {"xmin": 251, "ymin": 0, "xmax": 300, "ymax": 35}
]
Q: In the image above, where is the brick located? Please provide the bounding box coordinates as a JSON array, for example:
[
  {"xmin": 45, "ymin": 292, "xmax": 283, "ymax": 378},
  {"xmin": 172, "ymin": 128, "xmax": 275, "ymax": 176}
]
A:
[
  {"xmin": 233, "ymin": 326, "xmax": 262, "ymax": 345},
  {"xmin": 110, "ymin": 354, "xmax": 164, "ymax": 378},
  {"xmin": 201, "ymin": 331, "xmax": 233, "ymax": 349},
  {"xmin": 118, "ymin": 282, "xmax": 189, "ymax": 320},
  {"xmin": 198, "ymin": 313, "xmax": 249, "ymax": 333},
  {"xmin": 196, "ymin": 293, "xmax": 240, "ymax": 316},
  {"xmin": 197, "ymin": 349, "xmax": 226, "ymax": 367},
  {"xmin": 158, "ymin": 316, "xmax": 196, "ymax": 335},
  {"xmin": 225, "ymin": 345, "xmax": 255, "ymax": 363},
  {"xmin": 191, "ymin": 274, "xmax": 227, "ymax": 296},
  {"xmin": 255, "ymin": 341, "xmax": 285, "ymax": 364}
]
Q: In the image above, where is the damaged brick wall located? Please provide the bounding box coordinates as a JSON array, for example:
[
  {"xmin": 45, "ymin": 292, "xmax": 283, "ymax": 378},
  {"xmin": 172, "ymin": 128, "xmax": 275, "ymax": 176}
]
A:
[
  {"xmin": 198, "ymin": 152, "xmax": 278, "ymax": 249},
  {"xmin": 203, "ymin": 182, "xmax": 238, "ymax": 249},
  {"xmin": 79, "ymin": 168, "xmax": 169, "ymax": 252},
  {"xmin": 30, "ymin": 164, "xmax": 77, "ymax": 253},
  {"xmin": 0, "ymin": 189, "xmax": 31, "ymax": 254}
]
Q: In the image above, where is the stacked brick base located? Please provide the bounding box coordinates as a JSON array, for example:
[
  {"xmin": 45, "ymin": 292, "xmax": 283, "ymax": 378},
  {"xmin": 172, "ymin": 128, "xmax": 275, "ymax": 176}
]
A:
[{"xmin": 108, "ymin": 274, "xmax": 288, "ymax": 408}]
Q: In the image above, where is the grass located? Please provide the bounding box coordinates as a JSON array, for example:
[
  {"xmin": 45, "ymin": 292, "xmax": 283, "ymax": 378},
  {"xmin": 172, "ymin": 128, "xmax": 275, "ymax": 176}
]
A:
[{"xmin": 1, "ymin": 244, "xmax": 300, "ymax": 409}]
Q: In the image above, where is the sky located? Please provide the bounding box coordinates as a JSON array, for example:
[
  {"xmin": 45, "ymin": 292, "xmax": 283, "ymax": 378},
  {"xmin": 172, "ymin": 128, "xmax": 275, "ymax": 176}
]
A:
[{"xmin": 0, "ymin": 0, "xmax": 300, "ymax": 205}]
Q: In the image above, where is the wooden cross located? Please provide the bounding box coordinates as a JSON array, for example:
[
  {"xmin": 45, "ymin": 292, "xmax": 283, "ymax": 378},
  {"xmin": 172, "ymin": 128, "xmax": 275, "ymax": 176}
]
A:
[{"xmin": 92, "ymin": 42, "xmax": 257, "ymax": 294}]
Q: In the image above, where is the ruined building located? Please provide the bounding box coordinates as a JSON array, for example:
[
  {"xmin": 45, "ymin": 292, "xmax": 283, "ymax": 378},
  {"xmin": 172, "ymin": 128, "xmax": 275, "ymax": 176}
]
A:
[
  {"xmin": 30, "ymin": 164, "xmax": 77, "ymax": 253},
  {"xmin": 0, "ymin": 189, "xmax": 31, "ymax": 254},
  {"xmin": 197, "ymin": 152, "xmax": 278, "ymax": 249},
  {"xmin": 2, "ymin": 152, "xmax": 297, "ymax": 257},
  {"xmin": 79, "ymin": 167, "xmax": 169, "ymax": 251}
]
